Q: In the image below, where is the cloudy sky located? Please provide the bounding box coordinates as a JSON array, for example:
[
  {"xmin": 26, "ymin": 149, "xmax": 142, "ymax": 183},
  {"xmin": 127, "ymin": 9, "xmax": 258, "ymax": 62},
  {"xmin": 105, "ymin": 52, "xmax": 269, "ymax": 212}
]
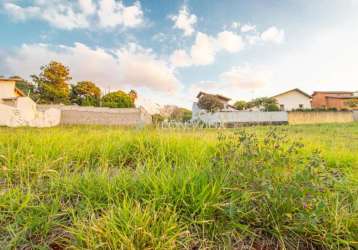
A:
[{"xmin": 0, "ymin": 0, "xmax": 358, "ymax": 110}]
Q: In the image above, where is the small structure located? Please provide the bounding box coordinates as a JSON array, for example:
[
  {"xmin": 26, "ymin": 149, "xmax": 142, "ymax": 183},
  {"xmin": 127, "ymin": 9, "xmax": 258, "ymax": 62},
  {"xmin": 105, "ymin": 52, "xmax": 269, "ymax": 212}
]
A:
[
  {"xmin": 311, "ymin": 91, "xmax": 358, "ymax": 110},
  {"xmin": 0, "ymin": 78, "xmax": 61, "ymax": 127},
  {"xmin": 272, "ymin": 88, "xmax": 311, "ymax": 111}
]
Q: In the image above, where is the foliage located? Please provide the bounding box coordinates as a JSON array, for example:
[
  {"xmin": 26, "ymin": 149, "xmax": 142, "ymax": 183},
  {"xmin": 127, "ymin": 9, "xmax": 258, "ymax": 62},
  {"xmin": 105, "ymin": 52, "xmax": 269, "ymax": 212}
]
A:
[
  {"xmin": 101, "ymin": 91, "xmax": 135, "ymax": 108},
  {"xmin": 31, "ymin": 61, "xmax": 71, "ymax": 104},
  {"xmin": 128, "ymin": 89, "xmax": 138, "ymax": 103},
  {"xmin": 170, "ymin": 107, "xmax": 192, "ymax": 122},
  {"xmin": 233, "ymin": 100, "xmax": 247, "ymax": 110},
  {"xmin": 346, "ymin": 99, "xmax": 358, "ymax": 108},
  {"xmin": 0, "ymin": 124, "xmax": 357, "ymax": 249},
  {"xmin": 70, "ymin": 81, "xmax": 101, "ymax": 106},
  {"xmin": 197, "ymin": 94, "xmax": 224, "ymax": 112},
  {"xmin": 152, "ymin": 114, "xmax": 165, "ymax": 125},
  {"xmin": 247, "ymin": 97, "xmax": 280, "ymax": 111}
]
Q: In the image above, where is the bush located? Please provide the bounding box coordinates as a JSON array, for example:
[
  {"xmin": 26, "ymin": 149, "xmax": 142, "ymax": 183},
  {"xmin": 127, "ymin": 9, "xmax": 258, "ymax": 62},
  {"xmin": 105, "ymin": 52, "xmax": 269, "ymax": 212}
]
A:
[{"xmin": 101, "ymin": 91, "xmax": 134, "ymax": 108}]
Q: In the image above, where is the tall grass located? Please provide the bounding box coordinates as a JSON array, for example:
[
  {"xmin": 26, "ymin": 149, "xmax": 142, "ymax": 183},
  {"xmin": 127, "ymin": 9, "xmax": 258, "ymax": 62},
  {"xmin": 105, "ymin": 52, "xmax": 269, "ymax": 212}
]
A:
[{"xmin": 0, "ymin": 124, "xmax": 357, "ymax": 249}]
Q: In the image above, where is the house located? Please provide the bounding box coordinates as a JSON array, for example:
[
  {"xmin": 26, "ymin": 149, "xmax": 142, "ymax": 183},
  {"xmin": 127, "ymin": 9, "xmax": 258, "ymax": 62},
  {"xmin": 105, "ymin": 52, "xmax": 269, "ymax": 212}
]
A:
[
  {"xmin": 192, "ymin": 92, "xmax": 237, "ymax": 120},
  {"xmin": 272, "ymin": 88, "xmax": 311, "ymax": 111},
  {"xmin": 0, "ymin": 78, "xmax": 60, "ymax": 127},
  {"xmin": 0, "ymin": 78, "xmax": 25, "ymax": 100},
  {"xmin": 311, "ymin": 91, "xmax": 358, "ymax": 110}
]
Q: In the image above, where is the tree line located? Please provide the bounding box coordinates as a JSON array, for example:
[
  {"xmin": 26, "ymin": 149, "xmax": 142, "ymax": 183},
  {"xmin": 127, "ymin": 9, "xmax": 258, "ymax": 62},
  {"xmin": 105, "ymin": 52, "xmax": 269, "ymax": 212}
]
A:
[{"xmin": 13, "ymin": 61, "xmax": 137, "ymax": 108}]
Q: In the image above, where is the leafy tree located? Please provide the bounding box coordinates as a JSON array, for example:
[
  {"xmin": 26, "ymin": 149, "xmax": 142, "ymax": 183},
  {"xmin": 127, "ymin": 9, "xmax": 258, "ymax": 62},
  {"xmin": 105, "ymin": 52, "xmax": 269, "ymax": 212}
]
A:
[
  {"xmin": 152, "ymin": 114, "xmax": 164, "ymax": 125},
  {"xmin": 170, "ymin": 107, "xmax": 192, "ymax": 122},
  {"xmin": 128, "ymin": 89, "xmax": 138, "ymax": 103},
  {"xmin": 247, "ymin": 97, "xmax": 280, "ymax": 111},
  {"xmin": 233, "ymin": 100, "xmax": 247, "ymax": 110},
  {"xmin": 71, "ymin": 81, "xmax": 101, "ymax": 106},
  {"xmin": 197, "ymin": 94, "xmax": 224, "ymax": 112},
  {"xmin": 101, "ymin": 91, "xmax": 134, "ymax": 108},
  {"xmin": 31, "ymin": 61, "xmax": 71, "ymax": 104},
  {"xmin": 10, "ymin": 76, "xmax": 34, "ymax": 95}
]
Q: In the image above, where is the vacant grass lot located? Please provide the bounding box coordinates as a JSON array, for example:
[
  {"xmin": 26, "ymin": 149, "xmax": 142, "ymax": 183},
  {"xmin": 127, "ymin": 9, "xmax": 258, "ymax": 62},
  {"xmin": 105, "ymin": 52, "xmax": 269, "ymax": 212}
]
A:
[{"xmin": 0, "ymin": 123, "xmax": 357, "ymax": 249}]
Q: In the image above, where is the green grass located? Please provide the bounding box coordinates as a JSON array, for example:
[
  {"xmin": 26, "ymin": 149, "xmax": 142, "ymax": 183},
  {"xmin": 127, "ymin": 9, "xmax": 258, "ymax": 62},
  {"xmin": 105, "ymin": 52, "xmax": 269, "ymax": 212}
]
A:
[{"xmin": 0, "ymin": 123, "xmax": 357, "ymax": 249}]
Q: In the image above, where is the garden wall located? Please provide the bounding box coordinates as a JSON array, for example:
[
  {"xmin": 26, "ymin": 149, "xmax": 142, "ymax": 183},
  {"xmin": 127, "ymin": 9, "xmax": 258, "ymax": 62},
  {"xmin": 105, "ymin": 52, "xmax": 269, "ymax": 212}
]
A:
[
  {"xmin": 288, "ymin": 111, "xmax": 353, "ymax": 124},
  {"xmin": 37, "ymin": 105, "xmax": 152, "ymax": 126},
  {"xmin": 353, "ymin": 111, "xmax": 358, "ymax": 121},
  {"xmin": 196, "ymin": 111, "xmax": 288, "ymax": 125}
]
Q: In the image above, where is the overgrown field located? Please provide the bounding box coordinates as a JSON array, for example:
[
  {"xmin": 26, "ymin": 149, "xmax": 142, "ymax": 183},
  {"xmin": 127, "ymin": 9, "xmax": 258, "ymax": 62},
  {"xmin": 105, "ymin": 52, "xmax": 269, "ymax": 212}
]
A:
[{"xmin": 0, "ymin": 123, "xmax": 357, "ymax": 249}]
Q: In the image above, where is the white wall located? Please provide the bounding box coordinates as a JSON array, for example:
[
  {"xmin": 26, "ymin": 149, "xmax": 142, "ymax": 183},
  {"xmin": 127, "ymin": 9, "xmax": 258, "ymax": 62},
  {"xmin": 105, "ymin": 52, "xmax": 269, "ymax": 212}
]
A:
[
  {"xmin": 0, "ymin": 81, "xmax": 16, "ymax": 99},
  {"xmin": 274, "ymin": 91, "xmax": 311, "ymax": 111},
  {"xmin": 195, "ymin": 111, "xmax": 288, "ymax": 124}
]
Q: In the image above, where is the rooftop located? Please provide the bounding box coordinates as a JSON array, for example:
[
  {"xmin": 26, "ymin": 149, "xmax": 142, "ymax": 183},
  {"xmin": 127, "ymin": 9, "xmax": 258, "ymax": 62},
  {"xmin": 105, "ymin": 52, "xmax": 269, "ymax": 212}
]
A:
[
  {"xmin": 196, "ymin": 91, "xmax": 231, "ymax": 101},
  {"xmin": 272, "ymin": 88, "xmax": 311, "ymax": 98}
]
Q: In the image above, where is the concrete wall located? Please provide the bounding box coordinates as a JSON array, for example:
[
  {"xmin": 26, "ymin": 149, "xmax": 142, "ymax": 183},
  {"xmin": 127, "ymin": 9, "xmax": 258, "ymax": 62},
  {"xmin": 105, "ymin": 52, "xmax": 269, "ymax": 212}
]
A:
[
  {"xmin": 195, "ymin": 111, "xmax": 288, "ymax": 125},
  {"xmin": 353, "ymin": 111, "xmax": 358, "ymax": 121},
  {"xmin": 38, "ymin": 105, "xmax": 152, "ymax": 126},
  {"xmin": 288, "ymin": 111, "xmax": 353, "ymax": 124},
  {"xmin": 274, "ymin": 91, "xmax": 311, "ymax": 110}
]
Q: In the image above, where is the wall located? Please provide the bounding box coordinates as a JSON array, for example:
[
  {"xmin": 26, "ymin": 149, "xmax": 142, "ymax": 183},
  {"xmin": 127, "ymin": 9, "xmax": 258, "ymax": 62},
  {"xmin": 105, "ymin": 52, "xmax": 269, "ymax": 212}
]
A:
[
  {"xmin": 38, "ymin": 105, "xmax": 152, "ymax": 126},
  {"xmin": 195, "ymin": 111, "xmax": 288, "ymax": 125},
  {"xmin": 288, "ymin": 111, "xmax": 353, "ymax": 124},
  {"xmin": 353, "ymin": 111, "xmax": 358, "ymax": 121},
  {"xmin": 274, "ymin": 91, "xmax": 311, "ymax": 110}
]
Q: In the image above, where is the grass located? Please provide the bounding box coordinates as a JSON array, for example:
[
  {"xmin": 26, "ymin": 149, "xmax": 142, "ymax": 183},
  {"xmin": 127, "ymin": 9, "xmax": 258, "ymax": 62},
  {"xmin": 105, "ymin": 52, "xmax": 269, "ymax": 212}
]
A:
[{"xmin": 0, "ymin": 123, "xmax": 357, "ymax": 249}]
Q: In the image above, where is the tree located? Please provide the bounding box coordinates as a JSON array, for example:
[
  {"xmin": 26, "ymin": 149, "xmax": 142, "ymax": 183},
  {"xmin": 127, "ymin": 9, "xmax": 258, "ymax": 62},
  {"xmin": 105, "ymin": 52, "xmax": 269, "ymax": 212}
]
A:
[
  {"xmin": 170, "ymin": 107, "xmax": 192, "ymax": 122},
  {"xmin": 152, "ymin": 114, "xmax": 164, "ymax": 125},
  {"xmin": 197, "ymin": 94, "xmax": 224, "ymax": 112},
  {"xmin": 31, "ymin": 61, "xmax": 71, "ymax": 104},
  {"xmin": 247, "ymin": 97, "xmax": 279, "ymax": 111},
  {"xmin": 101, "ymin": 91, "xmax": 134, "ymax": 108},
  {"xmin": 128, "ymin": 90, "xmax": 138, "ymax": 103},
  {"xmin": 233, "ymin": 100, "xmax": 247, "ymax": 110},
  {"xmin": 71, "ymin": 81, "xmax": 101, "ymax": 106},
  {"xmin": 10, "ymin": 76, "xmax": 36, "ymax": 96}
]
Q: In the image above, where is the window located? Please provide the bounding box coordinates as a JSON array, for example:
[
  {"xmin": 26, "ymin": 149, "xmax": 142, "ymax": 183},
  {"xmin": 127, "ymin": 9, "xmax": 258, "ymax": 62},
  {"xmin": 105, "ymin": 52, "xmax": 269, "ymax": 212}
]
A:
[
  {"xmin": 299, "ymin": 104, "xmax": 304, "ymax": 109},
  {"xmin": 280, "ymin": 104, "xmax": 285, "ymax": 111}
]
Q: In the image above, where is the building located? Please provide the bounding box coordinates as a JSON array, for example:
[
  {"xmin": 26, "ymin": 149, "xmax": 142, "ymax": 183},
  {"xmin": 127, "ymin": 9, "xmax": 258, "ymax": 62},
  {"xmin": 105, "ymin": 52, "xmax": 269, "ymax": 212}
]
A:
[
  {"xmin": 272, "ymin": 88, "xmax": 311, "ymax": 111},
  {"xmin": 0, "ymin": 78, "xmax": 61, "ymax": 127},
  {"xmin": 311, "ymin": 91, "xmax": 358, "ymax": 110},
  {"xmin": 192, "ymin": 92, "xmax": 237, "ymax": 120},
  {"xmin": 0, "ymin": 78, "xmax": 25, "ymax": 100}
]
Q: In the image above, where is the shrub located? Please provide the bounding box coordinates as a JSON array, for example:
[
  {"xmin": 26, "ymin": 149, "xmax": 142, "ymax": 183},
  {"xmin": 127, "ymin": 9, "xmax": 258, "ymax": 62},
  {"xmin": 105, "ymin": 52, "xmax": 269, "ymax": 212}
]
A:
[{"xmin": 101, "ymin": 91, "xmax": 134, "ymax": 108}]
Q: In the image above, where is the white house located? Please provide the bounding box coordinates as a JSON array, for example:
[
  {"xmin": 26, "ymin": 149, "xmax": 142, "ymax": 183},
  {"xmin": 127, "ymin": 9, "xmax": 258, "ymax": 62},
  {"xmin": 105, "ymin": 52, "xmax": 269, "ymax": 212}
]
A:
[
  {"xmin": 272, "ymin": 88, "xmax": 311, "ymax": 111},
  {"xmin": 0, "ymin": 78, "xmax": 61, "ymax": 127}
]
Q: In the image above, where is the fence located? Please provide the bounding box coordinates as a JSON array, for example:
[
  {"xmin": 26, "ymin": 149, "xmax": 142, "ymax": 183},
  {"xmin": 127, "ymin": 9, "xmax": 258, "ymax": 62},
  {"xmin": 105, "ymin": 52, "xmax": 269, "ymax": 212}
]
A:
[
  {"xmin": 288, "ymin": 111, "xmax": 354, "ymax": 124},
  {"xmin": 195, "ymin": 111, "xmax": 288, "ymax": 125},
  {"xmin": 37, "ymin": 105, "xmax": 152, "ymax": 126}
]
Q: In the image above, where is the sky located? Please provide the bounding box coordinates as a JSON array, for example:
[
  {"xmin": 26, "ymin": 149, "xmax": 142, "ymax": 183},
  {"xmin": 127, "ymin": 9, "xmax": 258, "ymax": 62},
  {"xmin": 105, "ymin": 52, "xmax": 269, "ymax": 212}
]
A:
[{"xmin": 0, "ymin": 0, "xmax": 358, "ymax": 112}]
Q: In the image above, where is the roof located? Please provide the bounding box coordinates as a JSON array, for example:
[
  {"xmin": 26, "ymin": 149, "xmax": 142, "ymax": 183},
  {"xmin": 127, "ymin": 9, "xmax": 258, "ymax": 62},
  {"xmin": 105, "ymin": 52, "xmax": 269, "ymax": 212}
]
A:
[
  {"xmin": 196, "ymin": 91, "xmax": 231, "ymax": 101},
  {"xmin": 272, "ymin": 88, "xmax": 311, "ymax": 99},
  {"xmin": 0, "ymin": 78, "xmax": 17, "ymax": 82},
  {"xmin": 312, "ymin": 91, "xmax": 353, "ymax": 95},
  {"xmin": 325, "ymin": 96, "xmax": 358, "ymax": 99},
  {"xmin": 15, "ymin": 87, "xmax": 25, "ymax": 97}
]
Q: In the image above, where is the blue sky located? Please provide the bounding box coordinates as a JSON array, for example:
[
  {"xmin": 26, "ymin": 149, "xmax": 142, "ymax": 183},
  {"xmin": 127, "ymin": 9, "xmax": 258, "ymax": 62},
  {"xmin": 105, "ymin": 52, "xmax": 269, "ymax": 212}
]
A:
[{"xmin": 1, "ymin": 0, "xmax": 358, "ymax": 110}]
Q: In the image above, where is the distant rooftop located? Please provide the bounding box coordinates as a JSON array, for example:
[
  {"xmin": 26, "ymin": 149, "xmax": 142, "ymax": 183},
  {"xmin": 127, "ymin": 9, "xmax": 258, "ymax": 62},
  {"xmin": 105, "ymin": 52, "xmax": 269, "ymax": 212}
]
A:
[{"xmin": 196, "ymin": 91, "xmax": 231, "ymax": 101}]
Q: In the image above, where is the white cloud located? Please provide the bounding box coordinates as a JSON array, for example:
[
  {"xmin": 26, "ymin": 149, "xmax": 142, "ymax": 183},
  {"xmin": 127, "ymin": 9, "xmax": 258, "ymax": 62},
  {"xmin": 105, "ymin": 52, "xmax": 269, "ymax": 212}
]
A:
[
  {"xmin": 241, "ymin": 23, "xmax": 256, "ymax": 33},
  {"xmin": 170, "ymin": 6, "xmax": 197, "ymax": 36},
  {"xmin": 98, "ymin": 0, "xmax": 143, "ymax": 28},
  {"xmin": 2, "ymin": 42, "xmax": 180, "ymax": 93},
  {"xmin": 190, "ymin": 32, "xmax": 216, "ymax": 65},
  {"xmin": 170, "ymin": 49, "xmax": 192, "ymax": 67},
  {"xmin": 217, "ymin": 31, "xmax": 244, "ymax": 53},
  {"xmin": 2, "ymin": 0, "xmax": 144, "ymax": 30},
  {"xmin": 171, "ymin": 31, "xmax": 244, "ymax": 67},
  {"xmin": 220, "ymin": 65, "xmax": 272, "ymax": 90},
  {"xmin": 261, "ymin": 26, "xmax": 285, "ymax": 44}
]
